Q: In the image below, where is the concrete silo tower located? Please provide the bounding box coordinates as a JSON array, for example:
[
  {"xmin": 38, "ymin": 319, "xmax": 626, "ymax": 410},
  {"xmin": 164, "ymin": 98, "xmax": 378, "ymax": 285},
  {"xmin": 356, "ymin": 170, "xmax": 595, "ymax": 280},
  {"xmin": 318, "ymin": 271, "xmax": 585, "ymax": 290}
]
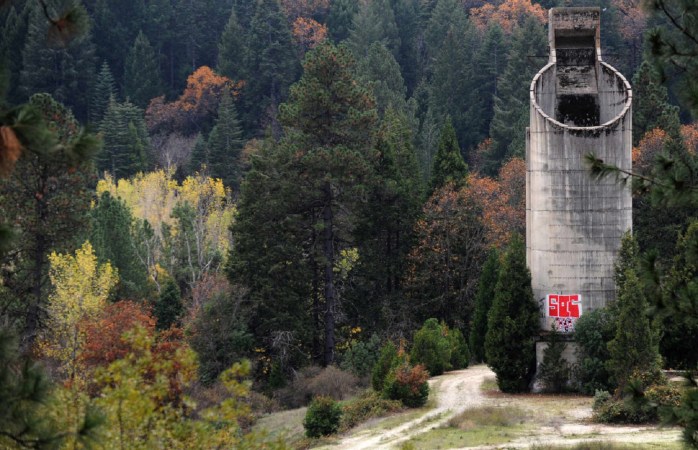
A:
[{"xmin": 526, "ymin": 7, "xmax": 632, "ymax": 343}]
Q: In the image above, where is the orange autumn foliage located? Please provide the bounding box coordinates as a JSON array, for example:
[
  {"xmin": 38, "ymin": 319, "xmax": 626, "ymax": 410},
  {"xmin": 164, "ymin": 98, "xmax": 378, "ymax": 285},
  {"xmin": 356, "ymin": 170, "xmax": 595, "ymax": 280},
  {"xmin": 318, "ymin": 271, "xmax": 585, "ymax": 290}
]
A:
[
  {"xmin": 467, "ymin": 158, "xmax": 526, "ymax": 248},
  {"xmin": 632, "ymin": 128, "xmax": 668, "ymax": 173},
  {"xmin": 146, "ymin": 66, "xmax": 242, "ymax": 135},
  {"xmin": 470, "ymin": 0, "xmax": 546, "ymax": 33},
  {"xmin": 612, "ymin": 0, "xmax": 646, "ymax": 43},
  {"xmin": 681, "ymin": 123, "xmax": 698, "ymax": 154},
  {"xmin": 80, "ymin": 300, "xmax": 156, "ymax": 369},
  {"xmin": 292, "ymin": 17, "xmax": 328, "ymax": 52}
]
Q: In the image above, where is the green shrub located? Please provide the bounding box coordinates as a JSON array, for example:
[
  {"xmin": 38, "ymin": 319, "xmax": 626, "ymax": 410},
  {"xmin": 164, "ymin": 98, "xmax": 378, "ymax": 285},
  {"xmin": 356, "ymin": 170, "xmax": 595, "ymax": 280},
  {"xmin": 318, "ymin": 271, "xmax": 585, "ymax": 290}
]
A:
[
  {"xmin": 371, "ymin": 341, "xmax": 399, "ymax": 392},
  {"xmin": 410, "ymin": 318, "xmax": 451, "ymax": 376},
  {"xmin": 339, "ymin": 390, "xmax": 403, "ymax": 431},
  {"xmin": 573, "ymin": 308, "xmax": 615, "ymax": 395},
  {"xmin": 447, "ymin": 328, "xmax": 470, "ymax": 370},
  {"xmin": 303, "ymin": 396, "xmax": 342, "ymax": 438},
  {"xmin": 382, "ymin": 363, "xmax": 430, "ymax": 408},
  {"xmin": 538, "ymin": 326, "xmax": 570, "ymax": 393},
  {"xmin": 340, "ymin": 333, "xmax": 381, "ymax": 378},
  {"xmin": 484, "ymin": 234, "xmax": 538, "ymax": 393}
]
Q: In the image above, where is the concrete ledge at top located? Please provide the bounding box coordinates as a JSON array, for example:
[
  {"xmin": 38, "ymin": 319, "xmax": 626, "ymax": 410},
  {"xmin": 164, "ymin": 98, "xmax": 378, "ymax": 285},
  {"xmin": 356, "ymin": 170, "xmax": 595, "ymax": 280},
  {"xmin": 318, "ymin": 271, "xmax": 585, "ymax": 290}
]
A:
[{"xmin": 549, "ymin": 7, "xmax": 601, "ymax": 33}]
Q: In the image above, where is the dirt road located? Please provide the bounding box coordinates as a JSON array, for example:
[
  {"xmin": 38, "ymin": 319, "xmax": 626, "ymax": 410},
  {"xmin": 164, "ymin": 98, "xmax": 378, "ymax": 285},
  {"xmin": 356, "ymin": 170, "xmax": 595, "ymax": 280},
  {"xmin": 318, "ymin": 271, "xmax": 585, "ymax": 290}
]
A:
[
  {"xmin": 318, "ymin": 364, "xmax": 682, "ymax": 450},
  {"xmin": 321, "ymin": 365, "xmax": 493, "ymax": 449}
]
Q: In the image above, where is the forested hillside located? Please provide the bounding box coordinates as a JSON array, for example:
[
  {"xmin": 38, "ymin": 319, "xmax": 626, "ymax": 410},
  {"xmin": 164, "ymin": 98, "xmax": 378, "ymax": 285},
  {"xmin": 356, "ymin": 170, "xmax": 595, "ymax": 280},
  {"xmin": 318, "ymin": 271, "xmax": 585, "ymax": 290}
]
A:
[{"xmin": 1, "ymin": 0, "xmax": 697, "ymax": 448}]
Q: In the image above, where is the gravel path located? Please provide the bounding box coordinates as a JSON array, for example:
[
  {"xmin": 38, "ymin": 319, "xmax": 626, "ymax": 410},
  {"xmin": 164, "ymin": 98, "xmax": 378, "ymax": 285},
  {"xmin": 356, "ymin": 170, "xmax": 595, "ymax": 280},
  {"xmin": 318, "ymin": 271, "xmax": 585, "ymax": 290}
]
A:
[
  {"xmin": 317, "ymin": 364, "xmax": 681, "ymax": 450},
  {"xmin": 321, "ymin": 365, "xmax": 493, "ymax": 450}
]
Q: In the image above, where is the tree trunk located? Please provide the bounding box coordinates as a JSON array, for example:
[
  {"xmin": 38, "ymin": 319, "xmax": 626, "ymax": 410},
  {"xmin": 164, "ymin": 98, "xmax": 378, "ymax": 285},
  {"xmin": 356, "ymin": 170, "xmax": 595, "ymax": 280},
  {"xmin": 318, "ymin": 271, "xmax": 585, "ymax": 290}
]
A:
[{"xmin": 322, "ymin": 183, "xmax": 336, "ymax": 366}]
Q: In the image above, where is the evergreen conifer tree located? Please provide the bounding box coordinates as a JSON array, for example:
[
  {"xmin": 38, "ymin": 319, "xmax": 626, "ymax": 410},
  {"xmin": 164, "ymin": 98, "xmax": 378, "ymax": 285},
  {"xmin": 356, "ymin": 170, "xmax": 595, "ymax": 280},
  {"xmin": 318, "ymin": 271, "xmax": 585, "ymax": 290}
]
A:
[
  {"xmin": 207, "ymin": 87, "xmax": 244, "ymax": 189},
  {"xmin": 243, "ymin": 0, "xmax": 300, "ymax": 135},
  {"xmin": 99, "ymin": 99, "xmax": 150, "ymax": 178},
  {"xmin": 347, "ymin": 0, "xmax": 401, "ymax": 60},
  {"xmin": 90, "ymin": 191, "xmax": 149, "ymax": 300},
  {"xmin": 20, "ymin": 2, "xmax": 96, "ymax": 120},
  {"xmin": 632, "ymin": 59, "xmax": 681, "ymax": 144},
  {"xmin": 217, "ymin": 9, "xmax": 247, "ymax": 82},
  {"xmin": 357, "ymin": 43, "xmax": 409, "ymax": 116},
  {"xmin": 430, "ymin": 117, "xmax": 468, "ymax": 192},
  {"xmin": 327, "ymin": 0, "xmax": 358, "ymax": 43},
  {"xmin": 154, "ymin": 278, "xmax": 183, "ymax": 330},
  {"xmin": 123, "ymin": 31, "xmax": 162, "ymax": 108},
  {"xmin": 0, "ymin": 5, "xmax": 29, "ymax": 105},
  {"xmin": 469, "ymin": 250, "xmax": 499, "ymax": 363},
  {"xmin": 390, "ymin": 0, "xmax": 421, "ymax": 94},
  {"xmin": 91, "ymin": 61, "xmax": 117, "ymax": 124},
  {"xmin": 488, "ymin": 17, "xmax": 547, "ymax": 175},
  {"xmin": 606, "ymin": 269, "xmax": 661, "ymax": 393},
  {"xmin": 485, "ymin": 234, "xmax": 538, "ymax": 393},
  {"xmin": 538, "ymin": 325, "xmax": 570, "ymax": 393},
  {"xmin": 429, "ymin": 21, "xmax": 480, "ymax": 150}
]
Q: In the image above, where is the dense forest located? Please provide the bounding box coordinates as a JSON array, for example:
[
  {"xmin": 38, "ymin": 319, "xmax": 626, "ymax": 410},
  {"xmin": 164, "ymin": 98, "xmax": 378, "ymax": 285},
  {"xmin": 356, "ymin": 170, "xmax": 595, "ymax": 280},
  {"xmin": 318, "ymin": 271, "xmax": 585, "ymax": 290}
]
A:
[{"xmin": 1, "ymin": 0, "xmax": 698, "ymax": 447}]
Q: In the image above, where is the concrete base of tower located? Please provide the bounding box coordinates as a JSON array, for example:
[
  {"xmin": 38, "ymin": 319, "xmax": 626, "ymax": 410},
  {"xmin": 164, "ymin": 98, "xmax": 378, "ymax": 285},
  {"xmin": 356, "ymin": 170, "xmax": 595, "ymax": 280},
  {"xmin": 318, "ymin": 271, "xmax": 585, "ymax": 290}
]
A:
[{"xmin": 531, "ymin": 335, "xmax": 579, "ymax": 393}]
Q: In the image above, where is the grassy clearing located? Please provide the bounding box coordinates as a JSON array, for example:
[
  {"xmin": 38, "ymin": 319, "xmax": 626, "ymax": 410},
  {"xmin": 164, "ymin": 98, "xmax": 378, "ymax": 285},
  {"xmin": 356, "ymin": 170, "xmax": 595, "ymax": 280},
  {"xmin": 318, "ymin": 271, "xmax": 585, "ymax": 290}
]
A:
[
  {"xmin": 399, "ymin": 405, "xmax": 530, "ymax": 449},
  {"xmin": 529, "ymin": 442, "xmax": 683, "ymax": 450},
  {"xmin": 252, "ymin": 407, "xmax": 307, "ymax": 447},
  {"xmin": 480, "ymin": 375, "xmax": 499, "ymax": 393}
]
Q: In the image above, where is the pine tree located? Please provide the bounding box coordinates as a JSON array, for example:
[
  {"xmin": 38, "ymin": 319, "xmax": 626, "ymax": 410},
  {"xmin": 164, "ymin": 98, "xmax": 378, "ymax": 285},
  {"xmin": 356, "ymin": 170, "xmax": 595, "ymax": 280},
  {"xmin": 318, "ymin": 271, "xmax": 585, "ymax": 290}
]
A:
[
  {"xmin": 347, "ymin": 0, "xmax": 401, "ymax": 60},
  {"xmin": 0, "ymin": 93, "xmax": 98, "ymax": 345},
  {"xmin": 391, "ymin": 0, "xmax": 421, "ymax": 94},
  {"xmin": 90, "ymin": 191, "xmax": 149, "ymax": 300},
  {"xmin": 538, "ymin": 325, "xmax": 570, "ymax": 393},
  {"xmin": 154, "ymin": 278, "xmax": 183, "ymax": 330},
  {"xmin": 279, "ymin": 42, "xmax": 378, "ymax": 365},
  {"xmin": 20, "ymin": 2, "xmax": 96, "ymax": 120},
  {"xmin": 488, "ymin": 17, "xmax": 547, "ymax": 175},
  {"xmin": 217, "ymin": 9, "xmax": 247, "ymax": 82},
  {"xmin": 327, "ymin": 0, "xmax": 358, "ymax": 43},
  {"xmin": 91, "ymin": 61, "xmax": 117, "ymax": 124},
  {"xmin": 189, "ymin": 133, "xmax": 209, "ymax": 173},
  {"xmin": 430, "ymin": 117, "xmax": 468, "ymax": 192},
  {"xmin": 99, "ymin": 99, "xmax": 150, "ymax": 178},
  {"xmin": 243, "ymin": 0, "xmax": 300, "ymax": 135},
  {"xmin": 356, "ymin": 42, "xmax": 409, "ymax": 116},
  {"xmin": 469, "ymin": 250, "xmax": 499, "ymax": 363},
  {"xmin": 424, "ymin": 0, "xmax": 466, "ymax": 69},
  {"xmin": 124, "ymin": 31, "xmax": 162, "ymax": 108},
  {"xmin": 485, "ymin": 234, "xmax": 538, "ymax": 393},
  {"xmin": 429, "ymin": 21, "xmax": 480, "ymax": 150},
  {"xmin": 471, "ymin": 23, "xmax": 507, "ymax": 140},
  {"xmin": 351, "ymin": 108, "xmax": 424, "ymax": 333},
  {"xmin": 632, "ymin": 59, "xmax": 681, "ymax": 145},
  {"xmin": 607, "ymin": 269, "xmax": 661, "ymax": 393},
  {"xmin": 207, "ymin": 87, "xmax": 244, "ymax": 189},
  {"xmin": 0, "ymin": 5, "xmax": 29, "ymax": 105}
]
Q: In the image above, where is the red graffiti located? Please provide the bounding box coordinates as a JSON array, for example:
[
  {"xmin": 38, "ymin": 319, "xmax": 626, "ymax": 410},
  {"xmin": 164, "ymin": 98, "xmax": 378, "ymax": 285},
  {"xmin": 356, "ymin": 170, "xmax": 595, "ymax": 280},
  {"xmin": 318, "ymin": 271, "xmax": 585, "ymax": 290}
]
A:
[{"xmin": 547, "ymin": 294, "xmax": 581, "ymax": 318}]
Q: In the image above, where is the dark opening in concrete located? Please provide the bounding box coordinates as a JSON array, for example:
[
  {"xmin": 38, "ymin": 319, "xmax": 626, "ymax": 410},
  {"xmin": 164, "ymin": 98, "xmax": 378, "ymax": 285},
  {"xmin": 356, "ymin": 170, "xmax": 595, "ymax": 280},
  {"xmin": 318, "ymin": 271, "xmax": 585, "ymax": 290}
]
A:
[{"xmin": 556, "ymin": 94, "xmax": 600, "ymax": 126}]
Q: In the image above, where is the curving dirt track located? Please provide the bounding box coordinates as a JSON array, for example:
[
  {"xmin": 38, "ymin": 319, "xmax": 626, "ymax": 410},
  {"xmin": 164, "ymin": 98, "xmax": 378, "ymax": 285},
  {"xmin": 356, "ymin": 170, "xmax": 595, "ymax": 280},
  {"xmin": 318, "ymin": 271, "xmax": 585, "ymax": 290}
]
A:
[
  {"xmin": 321, "ymin": 365, "xmax": 492, "ymax": 450},
  {"xmin": 317, "ymin": 364, "xmax": 682, "ymax": 450}
]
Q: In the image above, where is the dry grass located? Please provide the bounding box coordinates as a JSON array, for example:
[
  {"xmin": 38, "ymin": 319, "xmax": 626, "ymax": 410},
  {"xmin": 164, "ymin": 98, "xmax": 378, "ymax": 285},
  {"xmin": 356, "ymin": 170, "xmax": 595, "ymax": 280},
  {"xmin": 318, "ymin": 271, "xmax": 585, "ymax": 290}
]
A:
[{"xmin": 447, "ymin": 405, "xmax": 528, "ymax": 429}]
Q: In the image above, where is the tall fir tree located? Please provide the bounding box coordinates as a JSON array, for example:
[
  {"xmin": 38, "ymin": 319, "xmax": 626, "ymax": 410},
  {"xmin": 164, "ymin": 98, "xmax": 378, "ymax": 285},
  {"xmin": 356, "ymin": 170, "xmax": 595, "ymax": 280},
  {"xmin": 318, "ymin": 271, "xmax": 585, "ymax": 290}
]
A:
[
  {"xmin": 469, "ymin": 250, "xmax": 499, "ymax": 363},
  {"xmin": 356, "ymin": 42, "xmax": 409, "ymax": 116},
  {"xmin": 90, "ymin": 191, "xmax": 149, "ymax": 301},
  {"xmin": 20, "ymin": 2, "xmax": 96, "ymax": 120},
  {"xmin": 390, "ymin": 0, "xmax": 421, "ymax": 94},
  {"xmin": 429, "ymin": 20, "xmax": 481, "ymax": 151},
  {"xmin": 327, "ymin": 0, "xmax": 359, "ymax": 43},
  {"xmin": 429, "ymin": 117, "xmax": 468, "ymax": 192},
  {"xmin": 471, "ymin": 23, "xmax": 507, "ymax": 141},
  {"xmin": 485, "ymin": 234, "xmax": 539, "ymax": 393},
  {"xmin": 0, "ymin": 93, "xmax": 98, "ymax": 345},
  {"xmin": 0, "ymin": 5, "xmax": 29, "ymax": 105},
  {"xmin": 278, "ymin": 42, "xmax": 378, "ymax": 365},
  {"xmin": 123, "ymin": 31, "xmax": 162, "ymax": 108},
  {"xmin": 217, "ymin": 9, "xmax": 248, "ymax": 82},
  {"xmin": 90, "ymin": 61, "xmax": 117, "ymax": 124},
  {"xmin": 351, "ymin": 108, "xmax": 424, "ymax": 333},
  {"xmin": 207, "ymin": 87, "xmax": 244, "ymax": 189},
  {"xmin": 347, "ymin": 0, "xmax": 401, "ymax": 60},
  {"xmin": 243, "ymin": 0, "xmax": 300, "ymax": 136},
  {"xmin": 488, "ymin": 17, "xmax": 547, "ymax": 175},
  {"xmin": 607, "ymin": 269, "xmax": 661, "ymax": 392},
  {"xmin": 99, "ymin": 99, "xmax": 150, "ymax": 178},
  {"xmin": 631, "ymin": 59, "xmax": 681, "ymax": 145},
  {"xmin": 154, "ymin": 278, "xmax": 183, "ymax": 330},
  {"xmin": 423, "ymin": 0, "xmax": 466, "ymax": 73}
]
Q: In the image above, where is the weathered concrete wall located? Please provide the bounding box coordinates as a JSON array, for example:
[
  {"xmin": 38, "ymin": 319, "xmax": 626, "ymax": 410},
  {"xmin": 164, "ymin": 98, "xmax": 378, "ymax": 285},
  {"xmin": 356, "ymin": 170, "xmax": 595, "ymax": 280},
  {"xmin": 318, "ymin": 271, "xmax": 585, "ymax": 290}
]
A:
[{"xmin": 527, "ymin": 7, "xmax": 632, "ymax": 333}]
